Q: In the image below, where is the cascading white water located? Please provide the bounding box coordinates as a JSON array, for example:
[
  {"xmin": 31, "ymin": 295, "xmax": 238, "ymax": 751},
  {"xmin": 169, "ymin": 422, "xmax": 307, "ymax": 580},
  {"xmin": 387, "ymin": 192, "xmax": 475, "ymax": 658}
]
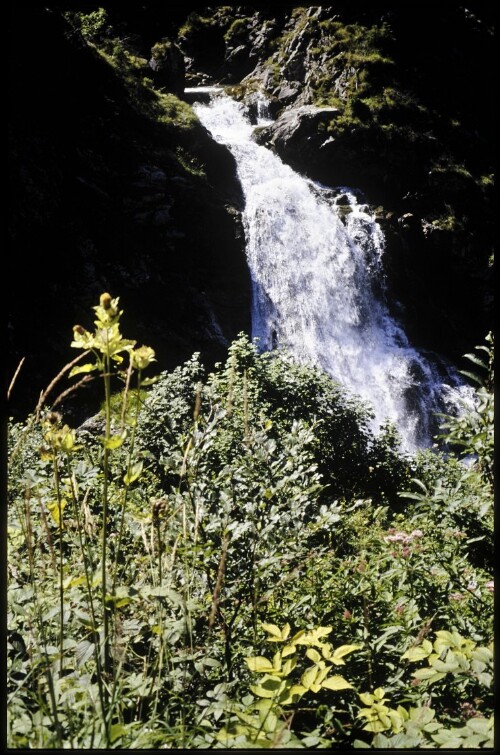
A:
[{"xmin": 194, "ymin": 93, "xmax": 465, "ymax": 451}]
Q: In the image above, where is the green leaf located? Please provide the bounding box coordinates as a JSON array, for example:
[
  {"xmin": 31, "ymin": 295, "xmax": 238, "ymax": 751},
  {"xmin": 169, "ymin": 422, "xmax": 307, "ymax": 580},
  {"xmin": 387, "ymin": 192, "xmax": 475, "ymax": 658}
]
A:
[
  {"xmin": 321, "ymin": 675, "xmax": 354, "ymax": 691},
  {"xmin": 363, "ymin": 720, "xmax": 389, "ymax": 733},
  {"xmin": 306, "ymin": 648, "xmax": 322, "ymax": 664},
  {"xmin": 359, "ymin": 692, "xmax": 375, "ymax": 705},
  {"xmin": 69, "ymin": 363, "xmax": 97, "ymax": 377},
  {"xmin": 47, "ymin": 499, "xmax": 67, "ymax": 527},
  {"xmin": 139, "ymin": 376, "xmax": 159, "ymax": 387},
  {"xmin": 123, "ymin": 460, "xmax": 143, "ymax": 486},
  {"xmin": 281, "ymin": 657, "xmax": 297, "ymax": 676},
  {"xmin": 301, "ymin": 665, "xmax": 319, "ymax": 690},
  {"xmin": 279, "ymin": 684, "xmax": 306, "ymax": 705},
  {"xmin": 249, "ymin": 676, "xmax": 283, "ymax": 699},
  {"xmin": 466, "ymin": 717, "xmax": 492, "ymax": 735},
  {"xmin": 246, "ymin": 656, "xmax": 275, "ymax": 673},
  {"xmin": 75, "ymin": 640, "xmax": 95, "ymax": 667},
  {"xmin": 249, "ymin": 683, "xmax": 277, "ymax": 699},
  {"xmin": 471, "ymin": 647, "xmax": 493, "ymax": 664},
  {"xmin": 431, "ymin": 732, "xmax": 464, "ymax": 748},
  {"xmin": 103, "ymin": 431, "xmax": 127, "ymax": 450},
  {"xmin": 110, "ymin": 723, "xmax": 128, "ymax": 743},
  {"xmin": 402, "ymin": 640, "xmax": 432, "ymax": 662},
  {"xmin": 331, "ymin": 643, "xmax": 361, "ymax": 663}
]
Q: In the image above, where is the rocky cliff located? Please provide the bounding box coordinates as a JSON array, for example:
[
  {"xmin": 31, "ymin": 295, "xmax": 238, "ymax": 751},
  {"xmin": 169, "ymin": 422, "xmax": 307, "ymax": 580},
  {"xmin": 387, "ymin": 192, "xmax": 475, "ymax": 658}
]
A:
[
  {"xmin": 8, "ymin": 4, "xmax": 494, "ymax": 416},
  {"xmin": 172, "ymin": 5, "xmax": 493, "ymax": 361},
  {"xmin": 7, "ymin": 6, "xmax": 250, "ymax": 418}
]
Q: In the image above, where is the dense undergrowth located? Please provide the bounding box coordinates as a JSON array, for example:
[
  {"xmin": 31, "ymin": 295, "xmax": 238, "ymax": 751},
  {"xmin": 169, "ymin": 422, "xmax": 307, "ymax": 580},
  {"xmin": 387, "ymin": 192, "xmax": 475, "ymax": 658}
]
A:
[{"xmin": 7, "ymin": 295, "xmax": 494, "ymax": 748}]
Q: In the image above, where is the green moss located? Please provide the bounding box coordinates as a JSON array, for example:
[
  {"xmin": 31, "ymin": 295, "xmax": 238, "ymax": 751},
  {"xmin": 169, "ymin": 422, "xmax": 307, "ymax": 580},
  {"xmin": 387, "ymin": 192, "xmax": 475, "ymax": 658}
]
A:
[
  {"xmin": 155, "ymin": 92, "xmax": 198, "ymax": 130},
  {"xmin": 178, "ymin": 11, "xmax": 215, "ymax": 39},
  {"xmin": 150, "ymin": 39, "xmax": 174, "ymax": 61},
  {"xmin": 224, "ymin": 17, "xmax": 249, "ymax": 43}
]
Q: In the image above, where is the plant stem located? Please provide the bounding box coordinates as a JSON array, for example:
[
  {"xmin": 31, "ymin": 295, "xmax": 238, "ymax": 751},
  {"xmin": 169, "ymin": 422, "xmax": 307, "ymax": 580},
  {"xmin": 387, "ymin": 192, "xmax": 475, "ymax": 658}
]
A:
[
  {"xmin": 67, "ymin": 463, "xmax": 107, "ymax": 726},
  {"xmin": 52, "ymin": 448, "xmax": 64, "ymax": 676},
  {"xmin": 101, "ymin": 352, "xmax": 112, "ymax": 734},
  {"xmin": 111, "ymin": 369, "xmax": 141, "ymax": 596}
]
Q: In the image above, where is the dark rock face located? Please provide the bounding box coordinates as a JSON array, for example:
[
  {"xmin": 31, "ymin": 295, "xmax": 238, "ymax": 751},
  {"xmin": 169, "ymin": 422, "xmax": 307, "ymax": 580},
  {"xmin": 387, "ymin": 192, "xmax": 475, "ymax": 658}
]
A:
[
  {"xmin": 7, "ymin": 4, "xmax": 494, "ymax": 417},
  {"xmin": 148, "ymin": 39, "xmax": 186, "ymax": 95},
  {"xmin": 7, "ymin": 7, "xmax": 250, "ymax": 419},
  {"xmin": 254, "ymin": 106, "xmax": 341, "ymax": 171}
]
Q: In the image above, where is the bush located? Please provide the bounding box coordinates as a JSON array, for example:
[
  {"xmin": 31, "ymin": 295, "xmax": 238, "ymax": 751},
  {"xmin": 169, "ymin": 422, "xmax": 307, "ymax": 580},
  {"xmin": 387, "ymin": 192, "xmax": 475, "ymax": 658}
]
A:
[{"xmin": 7, "ymin": 296, "xmax": 493, "ymax": 748}]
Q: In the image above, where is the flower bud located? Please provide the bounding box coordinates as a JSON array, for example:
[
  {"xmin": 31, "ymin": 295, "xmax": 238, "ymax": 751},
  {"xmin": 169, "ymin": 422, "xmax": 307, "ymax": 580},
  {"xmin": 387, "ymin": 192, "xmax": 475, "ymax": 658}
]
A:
[{"xmin": 100, "ymin": 292, "xmax": 112, "ymax": 310}]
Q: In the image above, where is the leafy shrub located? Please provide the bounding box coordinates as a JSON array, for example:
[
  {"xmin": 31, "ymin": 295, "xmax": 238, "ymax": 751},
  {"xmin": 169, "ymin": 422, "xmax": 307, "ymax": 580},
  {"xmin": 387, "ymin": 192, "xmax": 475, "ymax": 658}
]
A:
[{"xmin": 7, "ymin": 296, "xmax": 494, "ymax": 748}]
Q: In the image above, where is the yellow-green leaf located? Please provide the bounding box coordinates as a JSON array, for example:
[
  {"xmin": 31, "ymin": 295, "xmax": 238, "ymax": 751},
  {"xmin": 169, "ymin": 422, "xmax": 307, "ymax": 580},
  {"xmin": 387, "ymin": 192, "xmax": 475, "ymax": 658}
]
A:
[
  {"xmin": 47, "ymin": 499, "xmax": 67, "ymax": 527},
  {"xmin": 301, "ymin": 665, "xmax": 319, "ymax": 690},
  {"xmin": 246, "ymin": 656, "xmax": 275, "ymax": 673},
  {"xmin": 68, "ymin": 363, "xmax": 97, "ymax": 377},
  {"xmin": 123, "ymin": 460, "xmax": 143, "ymax": 486},
  {"xmin": 281, "ymin": 657, "xmax": 297, "ymax": 676},
  {"xmin": 296, "ymin": 626, "xmax": 332, "ymax": 646},
  {"xmin": 109, "ymin": 723, "xmax": 127, "ymax": 743},
  {"xmin": 290, "ymin": 629, "xmax": 306, "ymax": 645},
  {"xmin": 363, "ymin": 720, "xmax": 389, "ymax": 733},
  {"xmin": 321, "ymin": 675, "xmax": 354, "ymax": 691},
  {"xmin": 306, "ymin": 648, "xmax": 322, "ymax": 664},
  {"xmin": 359, "ymin": 692, "xmax": 375, "ymax": 705},
  {"xmin": 261, "ymin": 623, "xmax": 283, "ymax": 639},
  {"xmin": 64, "ymin": 575, "xmax": 86, "ymax": 589},
  {"xmin": 249, "ymin": 683, "xmax": 277, "ymax": 699},
  {"xmin": 279, "ymin": 684, "xmax": 307, "ymax": 705},
  {"xmin": 331, "ymin": 644, "xmax": 361, "ymax": 663},
  {"xmin": 402, "ymin": 643, "xmax": 433, "ymax": 662},
  {"xmin": 103, "ymin": 431, "xmax": 127, "ymax": 450}
]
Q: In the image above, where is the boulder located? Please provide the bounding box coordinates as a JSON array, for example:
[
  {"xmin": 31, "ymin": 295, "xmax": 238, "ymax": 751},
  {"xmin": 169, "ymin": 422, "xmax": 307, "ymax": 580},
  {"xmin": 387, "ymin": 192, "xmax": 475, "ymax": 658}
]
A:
[
  {"xmin": 149, "ymin": 39, "xmax": 185, "ymax": 95},
  {"xmin": 255, "ymin": 105, "xmax": 340, "ymax": 165}
]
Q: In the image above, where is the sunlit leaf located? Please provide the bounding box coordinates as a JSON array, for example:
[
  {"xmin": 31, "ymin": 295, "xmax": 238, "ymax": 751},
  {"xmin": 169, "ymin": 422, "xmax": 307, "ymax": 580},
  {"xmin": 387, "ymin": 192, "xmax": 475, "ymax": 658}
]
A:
[
  {"xmin": 301, "ymin": 665, "xmax": 319, "ymax": 690},
  {"xmin": 261, "ymin": 623, "xmax": 283, "ymax": 639},
  {"xmin": 306, "ymin": 648, "xmax": 322, "ymax": 664},
  {"xmin": 123, "ymin": 460, "xmax": 143, "ymax": 486},
  {"xmin": 103, "ymin": 431, "xmax": 127, "ymax": 450},
  {"xmin": 246, "ymin": 656, "xmax": 275, "ymax": 673},
  {"xmin": 321, "ymin": 675, "xmax": 354, "ymax": 691},
  {"xmin": 68, "ymin": 363, "xmax": 97, "ymax": 377},
  {"xmin": 47, "ymin": 499, "xmax": 67, "ymax": 528}
]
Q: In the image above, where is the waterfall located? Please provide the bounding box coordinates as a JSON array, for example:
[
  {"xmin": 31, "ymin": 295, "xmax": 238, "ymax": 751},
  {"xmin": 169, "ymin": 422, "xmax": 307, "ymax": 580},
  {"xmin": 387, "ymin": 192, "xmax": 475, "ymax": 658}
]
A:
[{"xmin": 193, "ymin": 93, "xmax": 466, "ymax": 452}]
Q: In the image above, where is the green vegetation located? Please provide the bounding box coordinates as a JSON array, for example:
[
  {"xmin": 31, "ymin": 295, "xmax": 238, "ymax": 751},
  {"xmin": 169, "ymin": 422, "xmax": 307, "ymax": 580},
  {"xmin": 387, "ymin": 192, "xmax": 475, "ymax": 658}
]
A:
[
  {"xmin": 63, "ymin": 10, "xmax": 201, "ymax": 172},
  {"xmin": 7, "ymin": 295, "xmax": 494, "ymax": 748}
]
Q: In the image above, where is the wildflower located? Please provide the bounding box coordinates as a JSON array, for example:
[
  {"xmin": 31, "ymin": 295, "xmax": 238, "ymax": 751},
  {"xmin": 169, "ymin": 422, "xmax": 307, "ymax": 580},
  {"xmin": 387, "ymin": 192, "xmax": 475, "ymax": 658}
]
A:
[
  {"xmin": 401, "ymin": 547, "xmax": 411, "ymax": 558},
  {"xmin": 131, "ymin": 345, "xmax": 156, "ymax": 370},
  {"xmin": 450, "ymin": 592, "xmax": 465, "ymax": 601},
  {"xmin": 342, "ymin": 609, "xmax": 352, "ymax": 620},
  {"xmin": 385, "ymin": 532, "xmax": 407, "ymax": 543},
  {"xmin": 395, "ymin": 604, "xmax": 405, "ymax": 615},
  {"xmin": 485, "ymin": 580, "xmax": 494, "ymax": 593}
]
